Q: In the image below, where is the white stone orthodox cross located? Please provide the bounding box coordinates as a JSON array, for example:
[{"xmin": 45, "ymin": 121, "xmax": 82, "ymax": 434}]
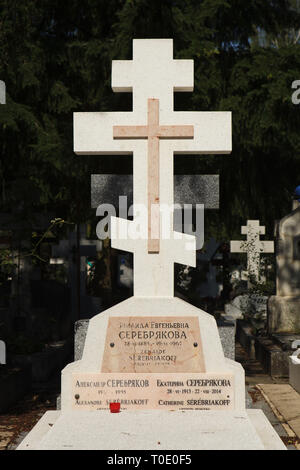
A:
[
  {"xmin": 230, "ymin": 220, "xmax": 274, "ymax": 285},
  {"xmin": 114, "ymin": 97, "xmax": 194, "ymax": 253},
  {"xmin": 74, "ymin": 39, "xmax": 231, "ymax": 297}
]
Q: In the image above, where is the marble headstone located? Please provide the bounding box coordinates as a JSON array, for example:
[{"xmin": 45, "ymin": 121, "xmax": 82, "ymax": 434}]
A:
[
  {"xmin": 17, "ymin": 39, "xmax": 285, "ymax": 451},
  {"xmin": 268, "ymin": 202, "xmax": 300, "ymax": 334},
  {"xmin": 231, "ymin": 220, "xmax": 274, "ymax": 287}
]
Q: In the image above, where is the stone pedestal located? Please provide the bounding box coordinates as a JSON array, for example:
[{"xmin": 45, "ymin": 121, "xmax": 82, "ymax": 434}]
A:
[
  {"xmin": 268, "ymin": 296, "xmax": 300, "ymax": 334},
  {"xmin": 17, "ymin": 38, "xmax": 285, "ymax": 451},
  {"xmin": 268, "ymin": 205, "xmax": 300, "ymax": 335},
  {"xmin": 17, "ymin": 297, "xmax": 285, "ymax": 450},
  {"xmin": 17, "ymin": 408, "xmax": 284, "ymax": 450},
  {"xmin": 262, "ymin": 204, "xmax": 300, "ymax": 376}
]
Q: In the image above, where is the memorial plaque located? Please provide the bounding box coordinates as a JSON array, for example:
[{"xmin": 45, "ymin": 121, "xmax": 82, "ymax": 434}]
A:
[
  {"xmin": 101, "ymin": 316, "xmax": 205, "ymax": 373},
  {"xmin": 72, "ymin": 373, "xmax": 234, "ymax": 411}
]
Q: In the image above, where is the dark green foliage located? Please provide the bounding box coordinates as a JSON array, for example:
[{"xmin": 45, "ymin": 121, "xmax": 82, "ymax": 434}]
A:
[{"xmin": 0, "ymin": 0, "xmax": 299, "ymax": 240}]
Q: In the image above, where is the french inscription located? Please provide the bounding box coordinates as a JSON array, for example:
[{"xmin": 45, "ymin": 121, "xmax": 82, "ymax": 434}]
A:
[
  {"xmin": 101, "ymin": 316, "xmax": 205, "ymax": 373},
  {"xmin": 72, "ymin": 373, "xmax": 234, "ymax": 411}
]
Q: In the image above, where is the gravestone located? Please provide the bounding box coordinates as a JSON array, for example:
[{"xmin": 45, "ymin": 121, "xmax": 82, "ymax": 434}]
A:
[
  {"xmin": 229, "ymin": 221, "xmax": 274, "ymax": 346},
  {"xmin": 230, "ymin": 220, "xmax": 274, "ymax": 287},
  {"xmin": 18, "ymin": 39, "xmax": 284, "ymax": 450},
  {"xmin": 268, "ymin": 195, "xmax": 300, "ymax": 334}
]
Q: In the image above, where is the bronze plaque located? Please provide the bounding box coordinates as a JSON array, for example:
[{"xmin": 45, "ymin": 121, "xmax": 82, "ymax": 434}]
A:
[
  {"xmin": 101, "ymin": 316, "xmax": 205, "ymax": 373},
  {"xmin": 72, "ymin": 373, "xmax": 234, "ymax": 411}
]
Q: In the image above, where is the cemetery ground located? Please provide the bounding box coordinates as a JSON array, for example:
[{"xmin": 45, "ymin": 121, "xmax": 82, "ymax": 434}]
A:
[
  {"xmin": 0, "ymin": 369, "xmax": 59, "ymax": 450},
  {"xmin": 0, "ymin": 341, "xmax": 299, "ymax": 451}
]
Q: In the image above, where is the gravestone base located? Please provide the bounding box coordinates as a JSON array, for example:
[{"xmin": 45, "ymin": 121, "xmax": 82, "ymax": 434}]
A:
[
  {"xmin": 268, "ymin": 296, "xmax": 300, "ymax": 334},
  {"xmin": 18, "ymin": 296, "xmax": 285, "ymax": 450},
  {"xmin": 236, "ymin": 320, "xmax": 299, "ymax": 376},
  {"xmin": 254, "ymin": 336, "xmax": 290, "ymax": 376},
  {"xmin": 56, "ymin": 316, "xmax": 235, "ymax": 411},
  {"xmin": 17, "ymin": 408, "xmax": 285, "ymax": 450},
  {"xmin": 263, "ymin": 294, "xmax": 300, "ymax": 376},
  {"xmin": 255, "ymin": 333, "xmax": 300, "ymax": 377}
]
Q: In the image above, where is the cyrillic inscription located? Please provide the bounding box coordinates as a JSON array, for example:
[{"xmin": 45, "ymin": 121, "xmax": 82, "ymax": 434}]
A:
[
  {"xmin": 72, "ymin": 373, "xmax": 234, "ymax": 410},
  {"xmin": 101, "ymin": 316, "xmax": 205, "ymax": 373}
]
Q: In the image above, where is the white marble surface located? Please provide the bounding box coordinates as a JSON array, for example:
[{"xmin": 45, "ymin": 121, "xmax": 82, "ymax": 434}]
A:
[
  {"xmin": 17, "ymin": 409, "xmax": 285, "ymax": 450},
  {"xmin": 74, "ymin": 39, "xmax": 231, "ymax": 297},
  {"xmin": 59, "ymin": 296, "xmax": 246, "ymax": 413}
]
